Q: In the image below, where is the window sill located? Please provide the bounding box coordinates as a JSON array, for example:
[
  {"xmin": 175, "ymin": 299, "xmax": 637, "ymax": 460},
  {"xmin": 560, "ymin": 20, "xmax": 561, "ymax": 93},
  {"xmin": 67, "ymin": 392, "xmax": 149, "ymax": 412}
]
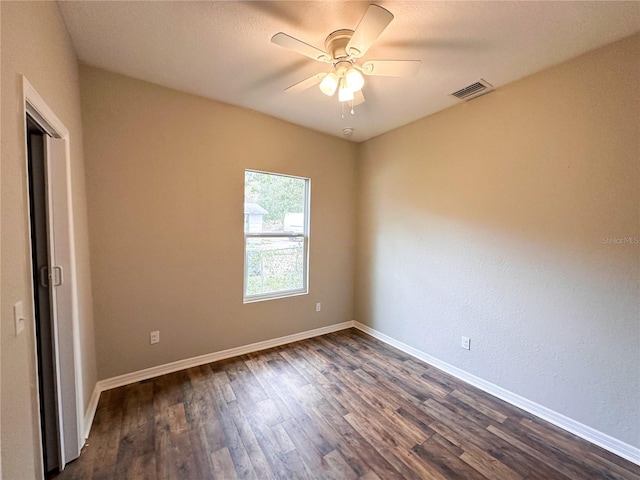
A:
[{"xmin": 243, "ymin": 290, "xmax": 308, "ymax": 304}]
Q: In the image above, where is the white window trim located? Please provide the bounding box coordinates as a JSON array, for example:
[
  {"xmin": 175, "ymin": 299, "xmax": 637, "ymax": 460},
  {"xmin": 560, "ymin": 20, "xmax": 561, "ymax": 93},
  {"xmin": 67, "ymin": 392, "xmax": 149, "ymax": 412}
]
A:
[{"xmin": 243, "ymin": 171, "xmax": 310, "ymax": 303}]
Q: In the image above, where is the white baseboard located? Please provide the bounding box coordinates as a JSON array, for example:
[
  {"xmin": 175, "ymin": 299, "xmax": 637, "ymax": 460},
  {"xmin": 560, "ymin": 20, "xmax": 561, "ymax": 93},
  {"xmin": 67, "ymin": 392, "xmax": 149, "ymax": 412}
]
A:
[
  {"xmin": 82, "ymin": 321, "xmax": 355, "ymax": 438},
  {"xmin": 353, "ymin": 321, "xmax": 640, "ymax": 467}
]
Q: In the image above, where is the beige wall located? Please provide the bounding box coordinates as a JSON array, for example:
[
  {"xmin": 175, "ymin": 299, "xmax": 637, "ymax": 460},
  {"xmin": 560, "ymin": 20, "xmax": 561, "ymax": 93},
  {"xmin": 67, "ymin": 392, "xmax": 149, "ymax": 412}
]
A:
[
  {"xmin": 79, "ymin": 66, "xmax": 357, "ymax": 380},
  {"xmin": 356, "ymin": 34, "xmax": 640, "ymax": 448},
  {"xmin": 1, "ymin": 2, "xmax": 97, "ymax": 478}
]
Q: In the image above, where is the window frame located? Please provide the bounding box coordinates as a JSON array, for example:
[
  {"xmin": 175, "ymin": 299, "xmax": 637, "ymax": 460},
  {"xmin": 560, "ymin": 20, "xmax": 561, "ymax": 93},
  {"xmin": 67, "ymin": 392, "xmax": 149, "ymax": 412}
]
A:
[{"xmin": 243, "ymin": 169, "xmax": 310, "ymax": 303}]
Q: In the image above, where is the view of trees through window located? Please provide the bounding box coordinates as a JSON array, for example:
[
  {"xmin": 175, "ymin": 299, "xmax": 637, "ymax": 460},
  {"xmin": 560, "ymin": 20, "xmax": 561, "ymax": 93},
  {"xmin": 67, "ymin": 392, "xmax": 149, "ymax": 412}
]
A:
[{"xmin": 244, "ymin": 170, "xmax": 309, "ymax": 300}]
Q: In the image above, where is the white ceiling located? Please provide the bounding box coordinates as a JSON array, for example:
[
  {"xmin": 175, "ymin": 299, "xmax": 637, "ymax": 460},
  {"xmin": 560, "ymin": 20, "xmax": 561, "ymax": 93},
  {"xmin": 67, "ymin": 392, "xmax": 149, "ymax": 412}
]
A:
[{"xmin": 59, "ymin": 1, "xmax": 640, "ymax": 143}]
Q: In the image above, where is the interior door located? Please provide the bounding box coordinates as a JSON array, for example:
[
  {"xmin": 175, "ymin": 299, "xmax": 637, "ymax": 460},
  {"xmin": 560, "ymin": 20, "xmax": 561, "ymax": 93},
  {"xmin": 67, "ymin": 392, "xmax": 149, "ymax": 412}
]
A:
[
  {"xmin": 43, "ymin": 136, "xmax": 81, "ymax": 469},
  {"xmin": 43, "ymin": 136, "xmax": 67, "ymax": 470}
]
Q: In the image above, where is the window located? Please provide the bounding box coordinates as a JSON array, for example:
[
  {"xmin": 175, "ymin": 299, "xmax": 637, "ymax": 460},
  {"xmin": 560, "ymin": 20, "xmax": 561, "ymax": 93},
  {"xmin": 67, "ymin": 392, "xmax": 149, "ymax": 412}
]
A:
[{"xmin": 244, "ymin": 170, "xmax": 310, "ymax": 302}]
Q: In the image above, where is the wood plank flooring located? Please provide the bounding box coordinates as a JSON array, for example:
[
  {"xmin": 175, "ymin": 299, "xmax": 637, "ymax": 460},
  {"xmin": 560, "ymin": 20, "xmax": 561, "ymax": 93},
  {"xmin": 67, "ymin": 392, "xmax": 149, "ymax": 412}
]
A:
[{"xmin": 54, "ymin": 329, "xmax": 640, "ymax": 479}]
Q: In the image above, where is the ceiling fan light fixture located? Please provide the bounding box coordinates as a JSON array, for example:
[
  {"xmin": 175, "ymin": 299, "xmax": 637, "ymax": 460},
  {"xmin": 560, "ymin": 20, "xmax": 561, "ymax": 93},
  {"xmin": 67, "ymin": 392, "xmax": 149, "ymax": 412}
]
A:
[
  {"xmin": 319, "ymin": 72, "xmax": 339, "ymax": 96},
  {"xmin": 345, "ymin": 67, "xmax": 364, "ymax": 92},
  {"xmin": 338, "ymin": 78, "xmax": 354, "ymax": 102}
]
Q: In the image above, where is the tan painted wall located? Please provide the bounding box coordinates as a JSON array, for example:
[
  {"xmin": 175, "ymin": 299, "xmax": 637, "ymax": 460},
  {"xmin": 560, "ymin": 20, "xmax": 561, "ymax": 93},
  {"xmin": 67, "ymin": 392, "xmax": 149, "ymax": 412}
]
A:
[
  {"xmin": 1, "ymin": 2, "xmax": 97, "ymax": 478},
  {"xmin": 79, "ymin": 66, "xmax": 357, "ymax": 380},
  {"xmin": 356, "ymin": 34, "xmax": 640, "ymax": 448}
]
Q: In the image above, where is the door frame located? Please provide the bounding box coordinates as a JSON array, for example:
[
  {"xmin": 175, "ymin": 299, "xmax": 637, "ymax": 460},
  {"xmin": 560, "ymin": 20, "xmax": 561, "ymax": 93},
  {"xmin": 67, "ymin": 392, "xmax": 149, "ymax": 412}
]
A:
[{"xmin": 22, "ymin": 76, "xmax": 84, "ymax": 472}]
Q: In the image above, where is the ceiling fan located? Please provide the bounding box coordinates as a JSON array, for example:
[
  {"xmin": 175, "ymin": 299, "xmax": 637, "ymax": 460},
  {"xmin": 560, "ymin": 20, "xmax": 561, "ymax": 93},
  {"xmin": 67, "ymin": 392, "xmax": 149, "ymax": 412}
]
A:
[{"xmin": 271, "ymin": 4, "xmax": 421, "ymax": 110}]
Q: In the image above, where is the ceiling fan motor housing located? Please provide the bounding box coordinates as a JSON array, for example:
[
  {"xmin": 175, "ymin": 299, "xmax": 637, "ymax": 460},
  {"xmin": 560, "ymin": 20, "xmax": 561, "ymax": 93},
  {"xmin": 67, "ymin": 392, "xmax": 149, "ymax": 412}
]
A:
[{"xmin": 325, "ymin": 29, "xmax": 355, "ymax": 60}]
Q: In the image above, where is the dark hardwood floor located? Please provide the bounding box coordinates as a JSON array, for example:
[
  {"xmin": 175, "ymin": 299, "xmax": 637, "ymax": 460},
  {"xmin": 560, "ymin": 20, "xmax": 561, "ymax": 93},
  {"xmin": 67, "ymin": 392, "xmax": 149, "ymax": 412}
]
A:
[{"xmin": 55, "ymin": 329, "xmax": 640, "ymax": 479}]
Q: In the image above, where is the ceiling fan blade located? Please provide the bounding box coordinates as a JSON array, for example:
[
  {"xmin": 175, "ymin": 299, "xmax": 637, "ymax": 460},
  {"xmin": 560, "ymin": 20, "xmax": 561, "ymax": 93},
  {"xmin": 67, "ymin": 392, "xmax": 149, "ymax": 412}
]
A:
[
  {"xmin": 361, "ymin": 60, "xmax": 421, "ymax": 77},
  {"xmin": 271, "ymin": 33, "xmax": 332, "ymax": 63},
  {"xmin": 284, "ymin": 72, "xmax": 327, "ymax": 93},
  {"xmin": 353, "ymin": 89, "xmax": 365, "ymax": 107},
  {"xmin": 346, "ymin": 4, "xmax": 394, "ymax": 58}
]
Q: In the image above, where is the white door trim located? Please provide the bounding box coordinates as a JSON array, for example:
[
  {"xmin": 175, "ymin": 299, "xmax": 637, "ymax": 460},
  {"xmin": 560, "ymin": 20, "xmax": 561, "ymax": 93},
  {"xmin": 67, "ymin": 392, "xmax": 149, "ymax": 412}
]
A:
[{"xmin": 22, "ymin": 76, "xmax": 84, "ymax": 473}]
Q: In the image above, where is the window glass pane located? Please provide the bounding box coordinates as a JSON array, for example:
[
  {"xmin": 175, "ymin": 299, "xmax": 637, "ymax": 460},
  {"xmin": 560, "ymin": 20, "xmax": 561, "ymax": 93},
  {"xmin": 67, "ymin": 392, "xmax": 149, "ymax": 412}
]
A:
[
  {"xmin": 244, "ymin": 171, "xmax": 306, "ymax": 234},
  {"xmin": 246, "ymin": 237, "xmax": 305, "ymax": 297},
  {"xmin": 244, "ymin": 170, "xmax": 309, "ymax": 302}
]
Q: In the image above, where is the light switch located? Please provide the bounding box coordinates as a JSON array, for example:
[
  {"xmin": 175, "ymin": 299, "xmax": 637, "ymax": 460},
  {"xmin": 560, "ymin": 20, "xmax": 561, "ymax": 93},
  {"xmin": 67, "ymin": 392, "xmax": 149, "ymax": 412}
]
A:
[{"xmin": 14, "ymin": 301, "xmax": 25, "ymax": 336}]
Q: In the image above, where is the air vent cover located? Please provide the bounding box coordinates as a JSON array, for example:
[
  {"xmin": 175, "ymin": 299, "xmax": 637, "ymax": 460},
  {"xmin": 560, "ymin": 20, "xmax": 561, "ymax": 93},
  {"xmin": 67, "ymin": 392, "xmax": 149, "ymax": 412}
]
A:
[{"xmin": 450, "ymin": 79, "xmax": 493, "ymax": 101}]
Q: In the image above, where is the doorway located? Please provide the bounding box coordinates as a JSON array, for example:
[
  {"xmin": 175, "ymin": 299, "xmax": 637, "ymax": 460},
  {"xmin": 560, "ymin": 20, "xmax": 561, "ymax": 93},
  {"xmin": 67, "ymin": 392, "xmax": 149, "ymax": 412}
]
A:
[
  {"xmin": 23, "ymin": 77, "xmax": 83, "ymax": 476},
  {"xmin": 26, "ymin": 116, "xmax": 61, "ymax": 476}
]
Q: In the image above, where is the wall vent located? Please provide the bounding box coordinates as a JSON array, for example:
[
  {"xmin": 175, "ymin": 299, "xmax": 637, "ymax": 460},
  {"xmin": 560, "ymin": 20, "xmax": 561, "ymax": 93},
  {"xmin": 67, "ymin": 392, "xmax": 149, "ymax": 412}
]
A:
[{"xmin": 450, "ymin": 79, "xmax": 494, "ymax": 101}]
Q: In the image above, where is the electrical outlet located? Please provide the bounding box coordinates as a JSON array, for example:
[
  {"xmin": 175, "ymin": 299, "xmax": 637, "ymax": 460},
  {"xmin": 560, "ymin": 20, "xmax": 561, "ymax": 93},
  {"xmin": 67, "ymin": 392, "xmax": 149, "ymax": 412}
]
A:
[
  {"xmin": 461, "ymin": 336, "xmax": 471, "ymax": 350},
  {"xmin": 150, "ymin": 330, "xmax": 160, "ymax": 345},
  {"xmin": 316, "ymin": 302, "xmax": 321, "ymax": 312}
]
